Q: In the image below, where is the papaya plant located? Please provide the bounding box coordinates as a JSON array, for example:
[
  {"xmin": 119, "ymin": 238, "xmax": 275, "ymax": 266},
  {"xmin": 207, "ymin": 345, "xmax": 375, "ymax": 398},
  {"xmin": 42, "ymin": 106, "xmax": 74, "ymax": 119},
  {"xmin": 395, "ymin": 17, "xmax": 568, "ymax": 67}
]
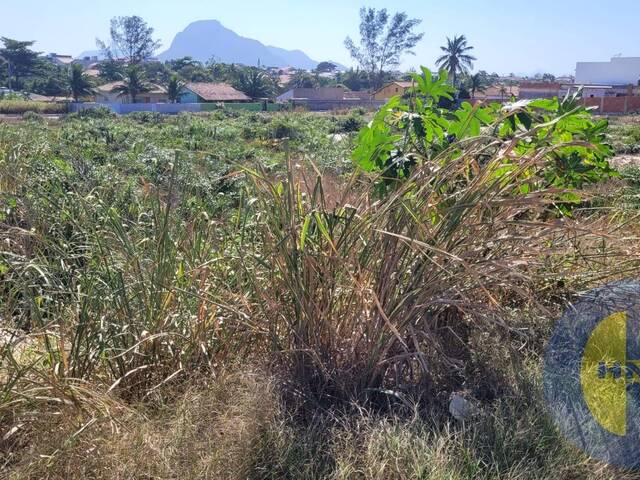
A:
[{"xmin": 353, "ymin": 67, "xmax": 617, "ymax": 206}]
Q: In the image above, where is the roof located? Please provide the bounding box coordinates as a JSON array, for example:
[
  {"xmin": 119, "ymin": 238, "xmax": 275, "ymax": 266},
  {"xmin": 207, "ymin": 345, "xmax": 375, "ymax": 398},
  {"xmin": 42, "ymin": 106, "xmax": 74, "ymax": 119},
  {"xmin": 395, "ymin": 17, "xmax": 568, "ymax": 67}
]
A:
[
  {"xmin": 474, "ymin": 84, "xmax": 520, "ymax": 98},
  {"xmin": 96, "ymin": 81, "xmax": 166, "ymax": 94},
  {"xmin": 185, "ymin": 83, "xmax": 250, "ymax": 101},
  {"xmin": 519, "ymin": 82, "xmax": 561, "ymax": 90},
  {"xmin": 48, "ymin": 54, "xmax": 74, "ymax": 65},
  {"xmin": 373, "ymin": 81, "xmax": 415, "ymax": 95},
  {"xmin": 28, "ymin": 93, "xmax": 73, "ymax": 102}
]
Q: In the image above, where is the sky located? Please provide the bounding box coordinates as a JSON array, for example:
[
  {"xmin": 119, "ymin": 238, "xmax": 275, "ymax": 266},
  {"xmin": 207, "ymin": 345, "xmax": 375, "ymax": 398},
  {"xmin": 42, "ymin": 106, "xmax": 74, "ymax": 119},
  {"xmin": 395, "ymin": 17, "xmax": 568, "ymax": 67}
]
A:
[{"xmin": 1, "ymin": 0, "xmax": 639, "ymax": 76}]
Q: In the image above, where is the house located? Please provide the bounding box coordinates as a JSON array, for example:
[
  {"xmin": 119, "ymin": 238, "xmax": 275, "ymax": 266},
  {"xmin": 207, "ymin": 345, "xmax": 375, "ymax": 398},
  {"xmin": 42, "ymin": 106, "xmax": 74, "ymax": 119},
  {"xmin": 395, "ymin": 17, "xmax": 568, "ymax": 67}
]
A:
[
  {"xmin": 46, "ymin": 53, "xmax": 74, "ymax": 67},
  {"xmin": 180, "ymin": 83, "xmax": 251, "ymax": 103},
  {"xmin": 472, "ymin": 84, "xmax": 519, "ymax": 102},
  {"xmin": 373, "ymin": 81, "xmax": 414, "ymax": 101},
  {"xmin": 576, "ymin": 57, "xmax": 640, "ymax": 86},
  {"xmin": 277, "ymin": 87, "xmax": 346, "ymax": 102},
  {"xmin": 518, "ymin": 82, "xmax": 561, "ymax": 99},
  {"xmin": 560, "ymin": 83, "xmax": 634, "ymax": 98},
  {"xmin": 95, "ymin": 82, "xmax": 169, "ymax": 104}
]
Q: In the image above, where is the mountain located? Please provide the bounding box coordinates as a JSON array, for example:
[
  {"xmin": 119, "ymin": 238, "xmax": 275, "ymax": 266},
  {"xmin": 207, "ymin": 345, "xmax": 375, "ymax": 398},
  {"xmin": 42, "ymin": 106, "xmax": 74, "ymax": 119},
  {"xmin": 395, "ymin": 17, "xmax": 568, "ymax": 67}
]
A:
[{"xmin": 157, "ymin": 20, "xmax": 319, "ymax": 69}]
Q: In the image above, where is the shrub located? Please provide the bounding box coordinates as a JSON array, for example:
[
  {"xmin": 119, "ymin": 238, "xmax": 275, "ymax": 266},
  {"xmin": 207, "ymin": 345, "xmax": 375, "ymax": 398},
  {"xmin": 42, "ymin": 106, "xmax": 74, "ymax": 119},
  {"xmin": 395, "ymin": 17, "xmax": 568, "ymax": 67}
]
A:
[{"xmin": 0, "ymin": 100, "xmax": 67, "ymax": 114}]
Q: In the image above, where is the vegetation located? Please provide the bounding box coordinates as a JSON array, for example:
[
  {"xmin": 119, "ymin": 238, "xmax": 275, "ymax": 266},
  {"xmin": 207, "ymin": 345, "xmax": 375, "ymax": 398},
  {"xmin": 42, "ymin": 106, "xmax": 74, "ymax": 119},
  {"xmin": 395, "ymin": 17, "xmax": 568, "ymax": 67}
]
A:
[
  {"xmin": 344, "ymin": 7, "xmax": 424, "ymax": 89},
  {"xmin": 436, "ymin": 35, "xmax": 476, "ymax": 87},
  {"xmin": 0, "ymin": 37, "xmax": 40, "ymax": 89},
  {"xmin": 112, "ymin": 65, "xmax": 152, "ymax": 103},
  {"xmin": 0, "ymin": 99, "xmax": 67, "ymax": 114},
  {"xmin": 2, "ymin": 66, "xmax": 638, "ymax": 478},
  {"xmin": 233, "ymin": 66, "xmax": 276, "ymax": 99},
  {"xmin": 165, "ymin": 73, "xmax": 186, "ymax": 103},
  {"xmin": 97, "ymin": 15, "xmax": 162, "ymax": 64},
  {"xmin": 68, "ymin": 63, "xmax": 95, "ymax": 102}
]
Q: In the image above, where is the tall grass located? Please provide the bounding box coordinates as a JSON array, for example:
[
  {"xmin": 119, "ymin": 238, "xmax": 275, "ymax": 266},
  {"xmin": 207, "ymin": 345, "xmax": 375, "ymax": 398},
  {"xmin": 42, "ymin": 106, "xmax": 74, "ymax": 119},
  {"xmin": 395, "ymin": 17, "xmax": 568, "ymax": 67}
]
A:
[{"xmin": 1, "ymin": 108, "xmax": 639, "ymax": 477}]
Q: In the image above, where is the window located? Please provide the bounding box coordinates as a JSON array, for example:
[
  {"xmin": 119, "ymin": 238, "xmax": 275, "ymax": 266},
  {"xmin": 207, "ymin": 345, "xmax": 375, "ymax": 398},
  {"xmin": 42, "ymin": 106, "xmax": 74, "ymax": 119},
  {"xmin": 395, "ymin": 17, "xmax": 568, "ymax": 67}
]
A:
[{"xmin": 395, "ymin": 87, "xmax": 399, "ymax": 92}]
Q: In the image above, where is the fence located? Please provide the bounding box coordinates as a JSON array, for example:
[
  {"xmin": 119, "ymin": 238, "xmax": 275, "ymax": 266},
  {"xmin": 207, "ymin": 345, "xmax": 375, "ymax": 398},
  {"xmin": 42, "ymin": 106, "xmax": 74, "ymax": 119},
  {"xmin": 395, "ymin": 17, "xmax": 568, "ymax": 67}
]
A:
[
  {"xmin": 69, "ymin": 102, "xmax": 288, "ymax": 115},
  {"xmin": 288, "ymin": 99, "xmax": 386, "ymax": 112}
]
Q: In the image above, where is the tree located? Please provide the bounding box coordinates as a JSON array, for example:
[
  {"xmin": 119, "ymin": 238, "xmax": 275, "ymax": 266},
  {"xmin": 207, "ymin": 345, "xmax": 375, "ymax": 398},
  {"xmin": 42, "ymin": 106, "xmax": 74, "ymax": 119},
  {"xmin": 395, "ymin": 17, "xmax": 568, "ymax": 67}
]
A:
[
  {"xmin": 0, "ymin": 37, "xmax": 40, "ymax": 89},
  {"xmin": 435, "ymin": 35, "xmax": 476, "ymax": 87},
  {"xmin": 336, "ymin": 68, "xmax": 372, "ymax": 92},
  {"xmin": 288, "ymin": 71, "xmax": 319, "ymax": 89},
  {"xmin": 97, "ymin": 16, "xmax": 161, "ymax": 65},
  {"xmin": 68, "ymin": 64, "xmax": 94, "ymax": 102},
  {"xmin": 233, "ymin": 67, "xmax": 274, "ymax": 99},
  {"xmin": 344, "ymin": 8, "xmax": 423, "ymax": 89},
  {"xmin": 165, "ymin": 74, "xmax": 185, "ymax": 103},
  {"xmin": 316, "ymin": 61, "xmax": 337, "ymax": 73},
  {"xmin": 465, "ymin": 73, "xmax": 486, "ymax": 99},
  {"xmin": 97, "ymin": 58, "xmax": 126, "ymax": 81},
  {"xmin": 542, "ymin": 73, "xmax": 556, "ymax": 83},
  {"xmin": 499, "ymin": 84, "xmax": 508, "ymax": 102},
  {"xmin": 112, "ymin": 65, "xmax": 151, "ymax": 103}
]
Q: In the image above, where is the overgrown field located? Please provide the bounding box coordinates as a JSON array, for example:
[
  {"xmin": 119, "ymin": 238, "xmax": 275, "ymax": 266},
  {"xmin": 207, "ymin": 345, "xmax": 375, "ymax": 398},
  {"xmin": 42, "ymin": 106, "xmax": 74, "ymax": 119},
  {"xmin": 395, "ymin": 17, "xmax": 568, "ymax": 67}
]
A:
[{"xmin": 2, "ymin": 86, "xmax": 640, "ymax": 479}]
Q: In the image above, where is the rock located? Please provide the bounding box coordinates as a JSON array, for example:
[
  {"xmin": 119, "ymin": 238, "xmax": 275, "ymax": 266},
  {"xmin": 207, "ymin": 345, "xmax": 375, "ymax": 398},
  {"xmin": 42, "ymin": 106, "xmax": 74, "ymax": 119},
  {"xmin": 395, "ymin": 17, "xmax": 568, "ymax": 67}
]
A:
[{"xmin": 449, "ymin": 393, "xmax": 476, "ymax": 422}]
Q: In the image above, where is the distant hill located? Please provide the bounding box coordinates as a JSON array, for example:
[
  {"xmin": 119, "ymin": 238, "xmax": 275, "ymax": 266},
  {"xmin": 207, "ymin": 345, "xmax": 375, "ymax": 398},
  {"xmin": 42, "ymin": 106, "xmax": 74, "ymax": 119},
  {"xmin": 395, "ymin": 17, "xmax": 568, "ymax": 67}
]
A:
[{"xmin": 157, "ymin": 20, "xmax": 322, "ymax": 69}]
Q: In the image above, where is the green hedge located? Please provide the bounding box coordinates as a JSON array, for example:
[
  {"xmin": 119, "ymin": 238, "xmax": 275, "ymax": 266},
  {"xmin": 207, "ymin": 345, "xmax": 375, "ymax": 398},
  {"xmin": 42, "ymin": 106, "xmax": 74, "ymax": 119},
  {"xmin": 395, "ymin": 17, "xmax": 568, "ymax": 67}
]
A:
[{"xmin": 0, "ymin": 100, "xmax": 68, "ymax": 114}]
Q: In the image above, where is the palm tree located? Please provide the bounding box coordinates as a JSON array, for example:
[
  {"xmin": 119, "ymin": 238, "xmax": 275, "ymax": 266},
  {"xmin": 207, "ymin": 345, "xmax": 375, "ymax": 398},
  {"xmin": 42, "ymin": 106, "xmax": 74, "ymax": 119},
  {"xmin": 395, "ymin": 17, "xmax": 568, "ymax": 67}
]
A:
[
  {"xmin": 499, "ymin": 84, "xmax": 509, "ymax": 102},
  {"xmin": 435, "ymin": 35, "xmax": 476, "ymax": 87},
  {"xmin": 68, "ymin": 63, "xmax": 94, "ymax": 102},
  {"xmin": 112, "ymin": 65, "xmax": 151, "ymax": 103},
  {"xmin": 233, "ymin": 67, "xmax": 274, "ymax": 99},
  {"xmin": 165, "ymin": 74, "xmax": 185, "ymax": 103},
  {"xmin": 466, "ymin": 73, "xmax": 486, "ymax": 99}
]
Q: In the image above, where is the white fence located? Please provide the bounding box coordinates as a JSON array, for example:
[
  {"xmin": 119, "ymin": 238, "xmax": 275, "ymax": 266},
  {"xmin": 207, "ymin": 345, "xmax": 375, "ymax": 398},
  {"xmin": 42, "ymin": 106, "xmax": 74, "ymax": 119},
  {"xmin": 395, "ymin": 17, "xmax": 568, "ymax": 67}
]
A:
[{"xmin": 70, "ymin": 100, "xmax": 386, "ymax": 115}]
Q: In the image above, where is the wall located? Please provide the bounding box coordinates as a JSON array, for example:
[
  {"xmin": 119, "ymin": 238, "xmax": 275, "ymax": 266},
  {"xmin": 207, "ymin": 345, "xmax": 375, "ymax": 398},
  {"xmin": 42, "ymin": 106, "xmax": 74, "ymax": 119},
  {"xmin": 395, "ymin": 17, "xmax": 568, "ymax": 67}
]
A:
[
  {"xmin": 580, "ymin": 96, "xmax": 640, "ymax": 114},
  {"xmin": 576, "ymin": 57, "xmax": 640, "ymax": 85},
  {"xmin": 70, "ymin": 102, "xmax": 286, "ymax": 114},
  {"xmin": 289, "ymin": 99, "xmax": 385, "ymax": 112},
  {"xmin": 70, "ymin": 103, "xmax": 202, "ymax": 114},
  {"xmin": 277, "ymin": 88, "xmax": 346, "ymax": 101},
  {"xmin": 374, "ymin": 84, "xmax": 408, "ymax": 100}
]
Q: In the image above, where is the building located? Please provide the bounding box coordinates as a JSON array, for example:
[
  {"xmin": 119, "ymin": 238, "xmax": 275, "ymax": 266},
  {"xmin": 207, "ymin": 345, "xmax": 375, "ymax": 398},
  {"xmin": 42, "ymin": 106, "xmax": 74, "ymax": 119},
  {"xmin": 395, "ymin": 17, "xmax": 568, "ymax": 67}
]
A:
[
  {"xmin": 372, "ymin": 81, "xmax": 414, "ymax": 101},
  {"xmin": 576, "ymin": 57, "xmax": 640, "ymax": 86},
  {"xmin": 180, "ymin": 83, "xmax": 251, "ymax": 103},
  {"xmin": 472, "ymin": 84, "xmax": 519, "ymax": 102},
  {"xmin": 95, "ymin": 82, "xmax": 169, "ymax": 104},
  {"xmin": 560, "ymin": 83, "xmax": 635, "ymax": 98},
  {"xmin": 518, "ymin": 82, "xmax": 561, "ymax": 99},
  {"xmin": 46, "ymin": 53, "xmax": 74, "ymax": 67},
  {"xmin": 277, "ymin": 87, "xmax": 346, "ymax": 102}
]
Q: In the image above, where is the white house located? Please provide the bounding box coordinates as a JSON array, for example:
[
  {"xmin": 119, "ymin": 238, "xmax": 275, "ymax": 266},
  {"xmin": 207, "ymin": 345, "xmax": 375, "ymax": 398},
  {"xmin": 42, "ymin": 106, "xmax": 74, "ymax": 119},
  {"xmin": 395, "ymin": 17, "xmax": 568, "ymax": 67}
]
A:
[{"xmin": 575, "ymin": 57, "xmax": 640, "ymax": 86}]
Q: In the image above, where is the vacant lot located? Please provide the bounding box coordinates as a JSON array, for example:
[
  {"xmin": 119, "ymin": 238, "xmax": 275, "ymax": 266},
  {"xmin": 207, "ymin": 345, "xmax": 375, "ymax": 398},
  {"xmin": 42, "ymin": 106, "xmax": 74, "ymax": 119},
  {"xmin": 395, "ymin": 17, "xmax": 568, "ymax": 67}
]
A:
[{"xmin": 2, "ymin": 104, "xmax": 640, "ymax": 479}]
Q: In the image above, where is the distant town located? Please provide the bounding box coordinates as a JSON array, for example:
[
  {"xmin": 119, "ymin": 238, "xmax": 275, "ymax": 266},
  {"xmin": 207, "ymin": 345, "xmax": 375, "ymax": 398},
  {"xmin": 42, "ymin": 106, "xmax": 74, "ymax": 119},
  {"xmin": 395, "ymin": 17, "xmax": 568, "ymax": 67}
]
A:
[{"xmin": 1, "ymin": 15, "xmax": 639, "ymax": 115}]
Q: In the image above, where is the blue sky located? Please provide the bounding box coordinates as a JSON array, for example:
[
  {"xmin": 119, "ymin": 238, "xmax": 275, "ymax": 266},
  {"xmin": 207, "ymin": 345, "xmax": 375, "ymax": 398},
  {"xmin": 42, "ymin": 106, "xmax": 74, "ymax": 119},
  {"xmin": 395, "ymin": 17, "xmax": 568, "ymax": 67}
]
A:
[{"xmin": 1, "ymin": 0, "xmax": 638, "ymax": 75}]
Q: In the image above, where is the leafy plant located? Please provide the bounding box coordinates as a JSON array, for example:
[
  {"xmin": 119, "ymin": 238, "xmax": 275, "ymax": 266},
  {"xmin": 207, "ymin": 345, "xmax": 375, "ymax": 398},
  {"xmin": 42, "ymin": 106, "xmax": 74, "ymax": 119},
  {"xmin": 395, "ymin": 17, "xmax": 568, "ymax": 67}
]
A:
[{"xmin": 353, "ymin": 67, "xmax": 617, "ymax": 205}]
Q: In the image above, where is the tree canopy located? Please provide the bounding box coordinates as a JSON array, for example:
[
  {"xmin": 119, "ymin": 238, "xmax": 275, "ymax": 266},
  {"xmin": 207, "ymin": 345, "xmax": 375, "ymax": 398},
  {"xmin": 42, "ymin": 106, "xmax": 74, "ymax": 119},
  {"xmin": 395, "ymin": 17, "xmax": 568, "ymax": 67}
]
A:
[
  {"xmin": 98, "ymin": 16, "xmax": 161, "ymax": 64},
  {"xmin": 435, "ymin": 35, "xmax": 476, "ymax": 87},
  {"xmin": 344, "ymin": 8, "xmax": 423, "ymax": 89},
  {"xmin": 0, "ymin": 37, "xmax": 40, "ymax": 88}
]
